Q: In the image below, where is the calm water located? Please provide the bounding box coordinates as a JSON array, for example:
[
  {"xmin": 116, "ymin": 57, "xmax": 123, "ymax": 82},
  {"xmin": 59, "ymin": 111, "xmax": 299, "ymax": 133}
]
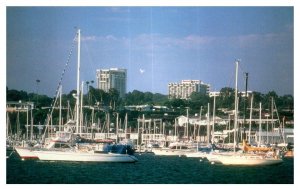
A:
[{"xmin": 6, "ymin": 151, "xmax": 294, "ymax": 184}]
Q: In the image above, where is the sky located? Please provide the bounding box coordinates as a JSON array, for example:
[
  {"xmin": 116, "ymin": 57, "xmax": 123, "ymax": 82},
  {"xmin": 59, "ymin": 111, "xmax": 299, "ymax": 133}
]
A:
[{"xmin": 6, "ymin": 6, "xmax": 294, "ymax": 97}]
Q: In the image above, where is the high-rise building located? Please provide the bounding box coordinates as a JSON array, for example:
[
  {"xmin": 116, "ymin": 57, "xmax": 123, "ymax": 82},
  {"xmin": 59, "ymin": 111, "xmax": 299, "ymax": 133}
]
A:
[
  {"xmin": 96, "ymin": 68, "xmax": 127, "ymax": 98},
  {"xmin": 168, "ymin": 80, "xmax": 210, "ymax": 99}
]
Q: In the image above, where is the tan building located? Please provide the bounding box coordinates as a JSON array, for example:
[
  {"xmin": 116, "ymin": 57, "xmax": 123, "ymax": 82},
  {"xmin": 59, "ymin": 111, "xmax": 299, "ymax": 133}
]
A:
[{"xmin": 168, "ymin": 80, "xmax": 210, "ymax": 99}]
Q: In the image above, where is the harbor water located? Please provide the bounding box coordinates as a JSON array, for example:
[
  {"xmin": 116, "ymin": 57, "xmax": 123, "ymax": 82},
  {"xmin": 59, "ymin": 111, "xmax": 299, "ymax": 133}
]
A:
[{"xmin": 6, "ymin": 151, "xmax": 293, "ymax": 184}]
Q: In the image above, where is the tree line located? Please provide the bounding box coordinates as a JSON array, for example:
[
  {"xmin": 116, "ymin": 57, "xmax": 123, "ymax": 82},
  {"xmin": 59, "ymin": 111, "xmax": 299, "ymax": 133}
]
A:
[{"xmin": 6, "ymin": 86, "xmax": 294, "ymax": 137}]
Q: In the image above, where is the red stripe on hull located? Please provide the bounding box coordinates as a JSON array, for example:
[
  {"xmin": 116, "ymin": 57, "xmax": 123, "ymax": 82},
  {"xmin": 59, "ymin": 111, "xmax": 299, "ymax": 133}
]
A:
[{"xmin": 21, "ymin": 156, "xmax": 38, "ymax": 159}]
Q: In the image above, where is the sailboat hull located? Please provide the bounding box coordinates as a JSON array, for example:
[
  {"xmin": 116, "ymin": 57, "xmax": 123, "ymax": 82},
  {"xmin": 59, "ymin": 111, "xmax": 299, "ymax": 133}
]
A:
[
  {"xmin": 218, "ymin": 154, "xmax": 283, "ymax": 166},
  {"xmin": 34, "ymin": 150, "xmax": 138, "ymax": 162},
  {"xmin": 185, "ymin": 152, "xmax": 208, "ymax": 158},
  {"xmin": 152, "ymin": 148, "xmax": 193, "ymax": 156}
]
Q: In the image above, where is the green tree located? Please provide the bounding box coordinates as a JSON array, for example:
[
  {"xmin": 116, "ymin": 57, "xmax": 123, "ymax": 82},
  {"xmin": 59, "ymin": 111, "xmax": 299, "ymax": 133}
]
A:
[
  {"xmin": 7, "ymin": 88, "xmax": 28, "ymax": 101},
  {"xmin": 108, "ymin": 88, "xmax": 119, "ymax": 109},
  {"xmin": 144, "ymin": 92, "xmax": 153, "ymax": 104},
  {"xmin": 125, "ymin": 90, "xmax": 144, "ymax": 105},
  {"xmin": 252, "ymin": 91, "xmax": 264, "ymax": 108},
  {"xmin": 218, "ymin": 87, "xmax": 235, "ymax": 109},
  {"xmin": 189, "ymin": 92, "xmax": 209, "ymax": 111}
]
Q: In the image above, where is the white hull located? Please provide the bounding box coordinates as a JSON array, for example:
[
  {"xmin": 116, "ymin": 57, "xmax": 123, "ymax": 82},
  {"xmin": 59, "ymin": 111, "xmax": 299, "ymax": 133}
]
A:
[
  {"xmin": 218, "ymin": 154, "xmax": 283, "ymax": 166},
  {"xmin": 34, "ymin": 150, "xmax": 138, "ymax": 162},
  {"xmin": 185, "ymin": 152, "xmax": 208, "ymax": 158},
  {"xmin": 152, "ymin": 148, "xmax": 193, "ymax": 156},
  {"xmin": 15, "ymin": 147, "xmax": 38, "ymax": 159},
  {"xmin": 205, "ymin": 152, "xmax": 223, "ymax": 163},
  {"xmin": 202, "ymin": 151, "xmax": 237, "ymax": 163}
]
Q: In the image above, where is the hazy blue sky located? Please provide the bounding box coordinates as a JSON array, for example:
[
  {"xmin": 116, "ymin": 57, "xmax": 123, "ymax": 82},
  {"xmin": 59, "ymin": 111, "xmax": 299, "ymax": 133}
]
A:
[{"xmin": 7, "ymin": 7, "xmax": 293, "ymax": 97}]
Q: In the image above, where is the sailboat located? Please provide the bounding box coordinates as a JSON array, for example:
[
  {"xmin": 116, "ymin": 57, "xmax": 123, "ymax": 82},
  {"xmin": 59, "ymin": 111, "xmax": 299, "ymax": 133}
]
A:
[
  {"xmin": 216, "ymin": 60, "xmax": 283, "ymax": 166},
  {"xmin": 151, "ymin": 142, "xmax": 194, "ymax": 156},
  {"xmin": 32, "ymin": 29, "xmax": 137, "ymax": 163},
  {"xmin": 33, "ymin": 142, "xmax": 138, "ymax": 162},
  {"xmin": 217, "ymin": 139, "xmax": 282, "ymax": 165}
]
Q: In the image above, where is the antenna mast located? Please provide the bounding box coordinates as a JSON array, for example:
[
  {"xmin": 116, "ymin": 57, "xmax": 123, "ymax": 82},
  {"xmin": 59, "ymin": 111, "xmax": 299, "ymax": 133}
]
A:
[{"xmin": 76, "ymin": 29, "xmax": 81, "ymax": 134}]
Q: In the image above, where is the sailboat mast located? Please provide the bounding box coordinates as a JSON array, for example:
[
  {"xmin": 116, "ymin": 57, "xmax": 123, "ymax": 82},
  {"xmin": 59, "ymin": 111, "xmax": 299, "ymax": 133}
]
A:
[
  {"xmin": 174, "ymin": 118, "xmax": 177, "ymax": 139},
  {"xmin": 125, "ymin": 113, "xmax": 128, "ymax": 140},
  {"xmin": 271, "ymin": 97, "xmax": 274, "ymax": 144},
  {"xmin": 197, "ymin": 106, "xmax": 203, "ymax": 141},
  {"xmin": 259, "ymin": 102, "xmax": 262, "ymax": 146},
  {"xmin": 207, "ymin": 102, "xmax": 210, "ymax": 145},
  {"xmin": 186, "ymin": 107, "xmax": 189, "ymax": 140},
  {"xmin": 76, "ymin": 29, "xmax": 81, "ymax": 134},
  {"xmin": 234, "ymin": 60, "xmax": 239, "ymax": 152},
  {"xmin": 59, "ymin": 85, "xmax": 62, "ymax": 131},
  {"xmin": 243, "ymin": 72, "xmax": 248, "ymax": 140},
  {"xmin": 248, "ymin": 94, "xmax": 254, "ymax": 142},
  {"xmin": 80, "ymin": 81, "xmax": 84, "ymax": 134},
  {"xmin": 212, "ymin": 94, "xmax": 216, "ymax": 144}
]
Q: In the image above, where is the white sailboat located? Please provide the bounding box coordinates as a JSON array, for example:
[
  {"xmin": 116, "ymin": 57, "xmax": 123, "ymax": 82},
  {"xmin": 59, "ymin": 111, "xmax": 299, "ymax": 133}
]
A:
[
  {"xmin": 34, "ymin": 152, "xmax": 137, "ymax": 162},
  {"xmin": 216, "ymin": 60, "xmax": 283, "ymax": 166},
  {"xmin": 218, "ymin": 144, "xmax": 282, "ymax": 166},
  {"xmin": 33, "ymin": 143, "xmax": 138, "ymax": 162},
  {"xmin": 32, "ymin": 29, "xmax": 137, "ymax": 163},
  {"xmin": 185, "ymin": 147, "xmax": 211, "ymax": 158},
  {"xmin": 152, "ymin": 146, "xmax": 194, "ymax": 156}
]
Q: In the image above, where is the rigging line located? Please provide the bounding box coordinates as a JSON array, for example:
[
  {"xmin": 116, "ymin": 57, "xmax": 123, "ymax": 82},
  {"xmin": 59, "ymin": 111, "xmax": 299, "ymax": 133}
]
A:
[
  {"xmin": 42, "ymin": 31, "xmax": 78, "ymax": 128},
  {"xmin": 54, "ymin": 34, "xmax": 78, "ymax": 99},
  {"xmin": 42, "ymin": 88, "xmax": 61, "ymax": 142}
]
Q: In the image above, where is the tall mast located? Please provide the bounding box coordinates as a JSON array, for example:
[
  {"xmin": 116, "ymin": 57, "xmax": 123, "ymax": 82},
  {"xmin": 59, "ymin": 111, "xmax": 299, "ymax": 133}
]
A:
[
  {"xmin": 76, "ymin": 29, "xmax": 81, "ymax": 134},
  {"xmin": 116, "ymin": 112, "xmax": 119, "ymax": 143},
  {"xmin": 207, "ymin": 102, "xmax": 210, "ymax": 145},
  {"xmin": 212, "ymin": 93, "xmax": 216, "ymax": 144},
  {"xmin": 59, "ymin": 85, "xmax": 62, "ymax": 131},
  {"xmin": 243, "ymin": 72, "xmax": 248, "ymax": 140},
  {"xmin": 174, "ymin": 118, "xmax": 177, "ymax": 139},
  {"xmin": 259, "ymin": 102, "xmax": 262, "ymax": 146},
  {"xmin": 248, "ymin": 94, "xmax": 254, "ymax": 142},
  {"xmin": 186, "ymin": 107, "xmax": 189, "ymax": 140},
  {"xmin": 80, "ymin": 81, "xmax": 84, "ymax": 134},
  {"xmin": 197, "ymin": 106, "xmax": 203, "ymax": 141},
  {"xmin": 125, "ymin": 113, "xmax": 128, "ymax": 140},
  {"xmin": 271, "ymin": 97, "xmax": 274, "ymax": 144},
  {"xmin": 234, "ymin": 60, "xmax": 239, "ymax": 152}
]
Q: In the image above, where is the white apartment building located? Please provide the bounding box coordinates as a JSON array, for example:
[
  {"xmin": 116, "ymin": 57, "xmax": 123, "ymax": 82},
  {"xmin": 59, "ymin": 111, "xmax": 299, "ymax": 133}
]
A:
[
  {"xmin": 168, "ymin": 80, "xmax": 210, "ymax": 99},
  {"xmin": 96, "ymin": 68, "xmax": 127, "ymax": 98}
]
